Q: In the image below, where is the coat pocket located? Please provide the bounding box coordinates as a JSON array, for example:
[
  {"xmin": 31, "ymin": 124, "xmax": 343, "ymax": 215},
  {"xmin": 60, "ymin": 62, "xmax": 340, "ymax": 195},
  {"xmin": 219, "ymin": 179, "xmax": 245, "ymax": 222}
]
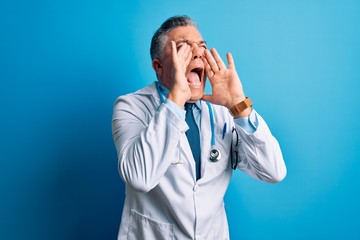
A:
[{"xmin": 127, "ymin": 209, "xmax": 174, "ymax": 240}]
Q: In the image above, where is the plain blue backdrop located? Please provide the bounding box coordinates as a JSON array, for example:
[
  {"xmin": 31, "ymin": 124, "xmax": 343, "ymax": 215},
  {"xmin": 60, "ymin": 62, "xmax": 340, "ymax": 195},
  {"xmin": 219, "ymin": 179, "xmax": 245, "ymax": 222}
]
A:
[{"xmin": 1, "ymin": 0, "xmax": 359, "ymax": 239}]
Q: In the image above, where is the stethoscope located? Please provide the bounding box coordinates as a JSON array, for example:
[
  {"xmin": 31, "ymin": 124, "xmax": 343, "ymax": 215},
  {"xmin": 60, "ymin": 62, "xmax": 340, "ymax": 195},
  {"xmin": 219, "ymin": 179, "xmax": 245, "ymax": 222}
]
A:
[{"xmin": 156, "ymin": 82, "xmax": 221, "ymax": 162}]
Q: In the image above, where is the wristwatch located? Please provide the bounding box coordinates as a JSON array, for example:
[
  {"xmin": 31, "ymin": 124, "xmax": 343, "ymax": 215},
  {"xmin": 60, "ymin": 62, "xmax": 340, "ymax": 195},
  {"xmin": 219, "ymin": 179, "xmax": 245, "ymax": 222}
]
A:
[{"xmin": 229, "ymin": 97, "xmax": 252, "ymax": 116}]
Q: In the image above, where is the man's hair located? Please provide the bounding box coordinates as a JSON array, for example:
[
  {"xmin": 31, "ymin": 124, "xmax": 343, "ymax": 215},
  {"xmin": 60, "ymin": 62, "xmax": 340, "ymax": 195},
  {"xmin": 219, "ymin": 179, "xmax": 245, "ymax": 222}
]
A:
[{"xmin": 150, "ymin": 15, "xmax": 197, "ymax": 60}]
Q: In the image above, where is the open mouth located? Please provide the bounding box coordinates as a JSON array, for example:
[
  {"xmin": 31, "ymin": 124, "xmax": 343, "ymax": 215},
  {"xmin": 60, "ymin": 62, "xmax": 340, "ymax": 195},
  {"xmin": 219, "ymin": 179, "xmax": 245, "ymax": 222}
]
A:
[
  {"xmin": 186, "ymin": 67, "xmax": 204, "ymax": 86},
  {"xmin": 191, "ymin": 68, "xmax": 203, "ymax": 80}
]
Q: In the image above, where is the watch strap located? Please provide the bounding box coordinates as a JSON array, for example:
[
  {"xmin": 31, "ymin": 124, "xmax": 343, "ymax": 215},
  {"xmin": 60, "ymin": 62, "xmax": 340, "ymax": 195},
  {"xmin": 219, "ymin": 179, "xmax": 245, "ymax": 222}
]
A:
[{"xmin": 229, "ymin": 97, "xmax": 253, "ymax": 116}]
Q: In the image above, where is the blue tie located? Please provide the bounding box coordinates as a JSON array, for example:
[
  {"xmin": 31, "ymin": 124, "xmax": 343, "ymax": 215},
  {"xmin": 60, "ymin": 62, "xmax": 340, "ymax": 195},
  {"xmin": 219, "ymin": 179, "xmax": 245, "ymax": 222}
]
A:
[{"xmin": 185, "ymin": 103, "xmax": 201, "ymax": 180}]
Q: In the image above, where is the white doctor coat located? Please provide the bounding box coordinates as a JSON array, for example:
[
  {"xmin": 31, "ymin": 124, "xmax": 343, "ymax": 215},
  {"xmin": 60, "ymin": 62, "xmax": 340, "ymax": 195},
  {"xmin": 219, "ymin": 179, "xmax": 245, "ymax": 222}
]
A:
[{"xmin": 112, "ymin": 82, "xmax": 286, "ymax": 240}]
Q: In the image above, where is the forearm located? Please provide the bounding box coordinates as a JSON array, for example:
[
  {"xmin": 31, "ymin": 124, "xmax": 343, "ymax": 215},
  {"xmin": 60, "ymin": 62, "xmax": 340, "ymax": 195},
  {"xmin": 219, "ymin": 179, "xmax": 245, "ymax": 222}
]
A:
[
  {"xmin": 112, "ymin": 98, "xmax": 187, "ymax": 192},
  {"xmin": 235, "ymin": 110, "xmax": 287, "ymax": 183}
]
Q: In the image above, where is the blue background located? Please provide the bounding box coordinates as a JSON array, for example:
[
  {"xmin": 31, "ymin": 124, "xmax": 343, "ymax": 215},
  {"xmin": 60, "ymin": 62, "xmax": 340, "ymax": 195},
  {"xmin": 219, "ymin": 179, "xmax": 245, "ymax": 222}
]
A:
[{"xmin": 1, "ymin": 0, "xmax": 359, "ymax": 239}]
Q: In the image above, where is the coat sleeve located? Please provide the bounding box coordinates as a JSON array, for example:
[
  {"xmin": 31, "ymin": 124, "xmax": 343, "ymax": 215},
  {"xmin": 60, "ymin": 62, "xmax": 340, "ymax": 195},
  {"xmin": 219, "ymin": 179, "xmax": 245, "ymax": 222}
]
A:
[
  {"xmin": 112, "ymin": 95, "xmax": 188, "ymax": 192},
  {"xmin": 234, "ymin": 110, "xmax": 287, "ymax": 183}
]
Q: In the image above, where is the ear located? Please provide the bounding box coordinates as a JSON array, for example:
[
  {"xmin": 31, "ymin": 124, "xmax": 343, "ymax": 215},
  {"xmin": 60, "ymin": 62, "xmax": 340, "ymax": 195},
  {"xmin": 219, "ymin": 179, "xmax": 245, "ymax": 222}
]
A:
[{"xmin": 152, "ymin": 59, "xmax": 163, "ymax": 76}]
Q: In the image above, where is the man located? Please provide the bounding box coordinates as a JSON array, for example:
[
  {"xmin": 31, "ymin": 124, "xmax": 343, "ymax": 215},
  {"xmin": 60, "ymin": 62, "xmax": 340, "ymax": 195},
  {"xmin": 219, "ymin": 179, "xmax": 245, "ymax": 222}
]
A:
[{"xmin": 112, "ymin": 15, "xmax": 286, "ymax": 240}]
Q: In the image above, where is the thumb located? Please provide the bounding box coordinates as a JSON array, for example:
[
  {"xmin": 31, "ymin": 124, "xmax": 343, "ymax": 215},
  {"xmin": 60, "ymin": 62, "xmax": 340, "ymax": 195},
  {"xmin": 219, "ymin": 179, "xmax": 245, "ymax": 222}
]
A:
[{"xmin": 201, "ymin": 94, "xmax": 213, "ymax": 103}]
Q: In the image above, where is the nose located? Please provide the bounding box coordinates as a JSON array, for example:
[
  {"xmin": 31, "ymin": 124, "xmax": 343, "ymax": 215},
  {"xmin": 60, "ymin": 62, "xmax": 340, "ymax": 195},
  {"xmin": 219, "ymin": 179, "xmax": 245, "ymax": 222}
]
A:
[{"xmin": 191, "ymin": 43, "xmax": 203, "ymax": 60}]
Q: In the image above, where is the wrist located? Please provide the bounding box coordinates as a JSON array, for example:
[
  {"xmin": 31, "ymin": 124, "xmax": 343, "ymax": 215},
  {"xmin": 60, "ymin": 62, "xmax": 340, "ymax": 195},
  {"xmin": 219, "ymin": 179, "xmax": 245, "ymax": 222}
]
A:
[
  {"xmin": 167, "ymin": 91, "xmax": 187, "ymax": 108},
  {"xmin": 227, "ymin": 96, "xmax": 246, "ymax": 110},
  {"xmin": 229, "ymin": 97, "xmax": 253, "ymax": 118}
]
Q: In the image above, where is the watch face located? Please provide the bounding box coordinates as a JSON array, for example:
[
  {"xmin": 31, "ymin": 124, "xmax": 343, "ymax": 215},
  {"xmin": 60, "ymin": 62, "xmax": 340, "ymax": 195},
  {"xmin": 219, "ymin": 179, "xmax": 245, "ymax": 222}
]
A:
[{"xmin": 231, "ymin": 98, "xmax": 252, "ymax": 116}]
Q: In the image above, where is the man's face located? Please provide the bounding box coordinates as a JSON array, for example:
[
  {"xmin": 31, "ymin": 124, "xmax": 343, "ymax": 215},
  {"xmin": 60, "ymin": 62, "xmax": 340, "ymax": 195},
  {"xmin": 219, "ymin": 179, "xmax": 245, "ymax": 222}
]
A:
[{"xmin": 154, "ymin": 26, "xmax": 207, "ymax": 102}]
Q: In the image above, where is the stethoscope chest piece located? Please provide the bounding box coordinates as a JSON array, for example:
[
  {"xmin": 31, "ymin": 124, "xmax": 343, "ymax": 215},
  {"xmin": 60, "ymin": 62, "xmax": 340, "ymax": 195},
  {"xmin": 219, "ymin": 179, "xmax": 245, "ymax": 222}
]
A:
[
  {"xmin": 157, "ymin": 84, "xmax": 222, "ymax": 163},
  {"xmin": 209, "ymin": 148, "xmax": 221, "ymax": 162}
]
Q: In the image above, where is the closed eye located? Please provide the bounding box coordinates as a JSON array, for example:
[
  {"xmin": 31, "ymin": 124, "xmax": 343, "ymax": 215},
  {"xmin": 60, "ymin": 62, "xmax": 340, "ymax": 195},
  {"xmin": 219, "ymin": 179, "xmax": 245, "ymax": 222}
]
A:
[
  {"xmin": 176, "ymin": 43, "xmax": 184, "ymax": 51},
  {"xmin": 199, "ymin": 44, "xmax": 207, "ymax": 49}
]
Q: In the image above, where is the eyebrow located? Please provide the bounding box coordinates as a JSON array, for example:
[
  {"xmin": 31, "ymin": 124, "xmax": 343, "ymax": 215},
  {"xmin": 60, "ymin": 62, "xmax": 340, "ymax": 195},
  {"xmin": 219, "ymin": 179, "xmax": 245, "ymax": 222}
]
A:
[{"xmin": 175, "ymin": 39, "xmax": 207, "ymax": 46}]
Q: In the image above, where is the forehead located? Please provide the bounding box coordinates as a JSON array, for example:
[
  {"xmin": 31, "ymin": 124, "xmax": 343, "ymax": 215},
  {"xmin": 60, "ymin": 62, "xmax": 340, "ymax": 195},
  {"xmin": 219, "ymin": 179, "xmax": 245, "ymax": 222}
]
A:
[{"xmin": 166, "ymin": 26, "xmax": 204, "ymax": 43}]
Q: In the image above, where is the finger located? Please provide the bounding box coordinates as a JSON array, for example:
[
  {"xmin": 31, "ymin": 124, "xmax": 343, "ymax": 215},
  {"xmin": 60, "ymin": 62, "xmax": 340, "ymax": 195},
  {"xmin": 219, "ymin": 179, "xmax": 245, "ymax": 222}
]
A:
[
  {"xmin": 226, "ymin": 52, "xmax": 236, "ymax": 70},
  {"xmin": 177, "ymin": 44, "xmax": 191, "ymax": 64},
  {"xmin": 172, "ymin": 42, "xmax": 191, "ymax": 72},
  {"xmin": 201, "ymin": 94, "xmax": 214, "ymax": 103},
  {"xmin": 202, "ymin": 57, "xmax": 213, "ymax": 78},
  {"xmin": 204, "ymin": 61, "xmax": 214, "ymax": 79},
  {"xmin": 204, "ymin": 49, "xmax": 219, "ymax": 72},
  {"xmin": 210, "ymin": 48, "xmax": 227, "ymax": 70},
  {"xmin": 171, "ymin": 41, "xmax": 179, "ymax": 64},
  {"xmin": 177, "ymin": 43, "xmax": 190, "ymax": 56},
  {"xmin": 184, "ymin": 48, "xmax": 192, "ymax": 68},
  {"xmin": 180, "ymin": 45, "xmax": 192, "ymax": 71},
  {"xmin": 202, "ymin": 55, "xmax": 209, "ymax": 66}
]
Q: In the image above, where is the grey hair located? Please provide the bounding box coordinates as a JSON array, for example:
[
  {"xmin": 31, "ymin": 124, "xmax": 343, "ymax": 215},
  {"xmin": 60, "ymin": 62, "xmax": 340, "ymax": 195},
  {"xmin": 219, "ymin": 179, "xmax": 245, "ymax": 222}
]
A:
[{"xmin": 150, "ymin": 15, "xmax": 197, "ymax": 60}]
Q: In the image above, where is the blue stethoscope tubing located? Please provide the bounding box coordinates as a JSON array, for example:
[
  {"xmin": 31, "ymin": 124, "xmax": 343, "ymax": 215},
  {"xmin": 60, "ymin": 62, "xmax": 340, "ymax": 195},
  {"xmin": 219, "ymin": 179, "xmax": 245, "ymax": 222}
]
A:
[
  {"xmin": 206, "ymin": 101, "xmax": 222, "ymax": 162},
  {"xmin": 155, "ymin": 82, "xmax": 220, "ymax": 162}
]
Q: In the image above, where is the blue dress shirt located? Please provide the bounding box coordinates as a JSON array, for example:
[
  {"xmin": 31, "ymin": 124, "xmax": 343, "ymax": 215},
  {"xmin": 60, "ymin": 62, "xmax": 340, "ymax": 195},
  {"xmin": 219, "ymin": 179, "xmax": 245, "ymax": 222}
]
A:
[{"xmin": 157, "ymin": 83, "xmax": 259, "ymax": 133}]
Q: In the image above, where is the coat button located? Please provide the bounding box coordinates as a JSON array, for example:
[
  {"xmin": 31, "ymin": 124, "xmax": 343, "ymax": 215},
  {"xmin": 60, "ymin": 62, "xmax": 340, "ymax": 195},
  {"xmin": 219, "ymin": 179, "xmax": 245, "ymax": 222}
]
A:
[{"xmin": 193, "ymin": 184, "xmax": 198, "ymax": 192}]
